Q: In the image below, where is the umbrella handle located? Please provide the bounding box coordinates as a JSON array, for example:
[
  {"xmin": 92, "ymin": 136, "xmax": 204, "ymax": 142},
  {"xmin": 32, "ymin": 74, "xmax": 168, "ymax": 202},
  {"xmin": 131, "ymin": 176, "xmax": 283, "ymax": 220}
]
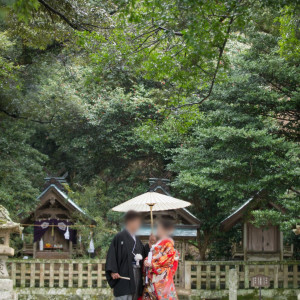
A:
[
  {"xmin": 150, "ymin": 205, "xmax": 153, "ymax": 233},
  {"xmin": 147, "ymin": 203, "xmax": 155, "ymax": 233}
]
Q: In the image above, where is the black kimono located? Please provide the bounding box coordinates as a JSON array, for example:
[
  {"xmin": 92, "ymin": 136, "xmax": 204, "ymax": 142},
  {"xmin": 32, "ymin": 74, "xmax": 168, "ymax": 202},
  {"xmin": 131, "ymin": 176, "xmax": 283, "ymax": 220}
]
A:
[{"xmin": 106, "ymin": 230, "xmax": 146, "ymax": 298}]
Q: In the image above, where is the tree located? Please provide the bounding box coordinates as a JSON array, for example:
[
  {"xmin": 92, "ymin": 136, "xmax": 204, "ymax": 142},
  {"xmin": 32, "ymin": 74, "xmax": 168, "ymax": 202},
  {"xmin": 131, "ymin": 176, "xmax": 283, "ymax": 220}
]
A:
[
  {"xmin": 137, "ymin": 31, "xmax": 299, "ymax": 259},
  {"xmin": 0, "ymin": 0, "xmax": 299, "ymax": 260},
  {"xmin": 78, "ymin": 0, "xmax": 298, "ymax": 108},
  {"xmin": 0, "ymin": 119, "xmax": 46, "ymax": 215},
  {"xmin": 168, "ymin": 102, "xmax": 299, "ymax": 259}
]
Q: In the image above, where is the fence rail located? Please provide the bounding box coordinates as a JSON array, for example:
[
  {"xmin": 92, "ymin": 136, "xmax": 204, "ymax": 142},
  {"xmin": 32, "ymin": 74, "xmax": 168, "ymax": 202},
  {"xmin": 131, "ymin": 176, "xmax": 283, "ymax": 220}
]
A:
[
  {"xmin": 8, "ymin": 259, "xmax": 107, "ymax": 289},
  {"xmin": 8, "ymin": 259, "xmax": 300, "ymax": 291},
  {"xmin": 183, "ymin": 260, "xmax": 300, "ymax": 291}
]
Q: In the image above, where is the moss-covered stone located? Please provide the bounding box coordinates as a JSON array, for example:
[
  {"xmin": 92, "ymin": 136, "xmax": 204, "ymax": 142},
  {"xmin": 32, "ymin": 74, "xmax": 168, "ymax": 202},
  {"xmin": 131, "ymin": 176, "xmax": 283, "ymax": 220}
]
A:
[{"xmin": 190, "ymin": 289, "xmax": 299, "ymax": 300}]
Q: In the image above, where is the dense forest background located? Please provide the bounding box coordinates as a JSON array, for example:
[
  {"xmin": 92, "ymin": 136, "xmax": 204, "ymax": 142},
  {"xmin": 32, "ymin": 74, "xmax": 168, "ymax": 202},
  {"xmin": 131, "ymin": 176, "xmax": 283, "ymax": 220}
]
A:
[{"xmin": 0, "ymin": 0, "xmax": 299, "ymax": 259}]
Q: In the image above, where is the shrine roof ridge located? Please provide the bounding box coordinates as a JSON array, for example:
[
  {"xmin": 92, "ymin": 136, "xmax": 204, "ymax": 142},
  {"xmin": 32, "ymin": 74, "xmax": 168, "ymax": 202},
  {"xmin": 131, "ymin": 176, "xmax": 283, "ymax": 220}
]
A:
[{"xmin": 37, "ymin": 184, "xmax": 86, "ymax": 216}]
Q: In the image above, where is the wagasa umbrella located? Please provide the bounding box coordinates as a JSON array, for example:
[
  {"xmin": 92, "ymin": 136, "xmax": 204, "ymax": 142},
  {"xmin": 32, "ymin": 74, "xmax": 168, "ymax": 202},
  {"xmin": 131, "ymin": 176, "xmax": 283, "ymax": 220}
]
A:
[{"xmin": 112, "ymin": 191, "xmax": 191, "ymax": 230}]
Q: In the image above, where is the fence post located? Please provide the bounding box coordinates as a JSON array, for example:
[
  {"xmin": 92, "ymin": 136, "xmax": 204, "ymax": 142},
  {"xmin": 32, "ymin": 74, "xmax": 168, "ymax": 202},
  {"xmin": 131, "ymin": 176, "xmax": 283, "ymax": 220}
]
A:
[
  {"xmin": 97, "ymin": 263, "xmax": 102, "ymax": 288},
  {"xmin": 20, "ymin": 262, "xmax": 25, "ymax": 287},
  {"xmin": 274, "ymin": 265, "xmax": 279, "ymax": 288},
  {"xmin": 184, "ymin": 261, "xmax": 191, "ymax": 290},
  {"xmin": 59, "ymin": 263, "xmax": 64, "ymax": 288},
  {"xmin": 68, "ymin": 263, "xmax": 73, "ymax": 287},
  {"xmin": 225, "ymin": 265, "xmax": 230, "ymax": 289},
  {"xmin": 49, "ymin": 262, "xmax": 54, "ymax": 288},
  {"xmin": 244, "ymin": 264, "xmax": 249, "ymax": 289},
  {"xmin": 216, "ymin": 265, "xmax": 220, "ymax": 290},
  {"xmin": 228, "ymin": 268, "xmax": 238, "ymax": 300},
  {"xmin": 30, "ymin": 262, "xmax": 35, "ymax": 287},
  {"xmin": 78, "ymin": 263, "xmax": 83, "ymax": 288}
]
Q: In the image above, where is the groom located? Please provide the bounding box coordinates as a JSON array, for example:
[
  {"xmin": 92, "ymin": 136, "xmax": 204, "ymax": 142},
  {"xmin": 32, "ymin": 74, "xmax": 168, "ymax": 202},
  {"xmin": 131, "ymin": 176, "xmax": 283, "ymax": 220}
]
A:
[{"xmin": 106, "ymin": 210, "xmax": 155, "ymax": 300}]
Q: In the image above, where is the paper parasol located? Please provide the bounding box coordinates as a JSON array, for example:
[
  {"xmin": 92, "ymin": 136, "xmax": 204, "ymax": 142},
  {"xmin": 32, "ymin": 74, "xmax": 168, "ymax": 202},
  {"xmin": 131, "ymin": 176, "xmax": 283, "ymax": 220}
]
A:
[{"xmin": 112, "ymin": 192, "xmax": 191, "ymax": 230}]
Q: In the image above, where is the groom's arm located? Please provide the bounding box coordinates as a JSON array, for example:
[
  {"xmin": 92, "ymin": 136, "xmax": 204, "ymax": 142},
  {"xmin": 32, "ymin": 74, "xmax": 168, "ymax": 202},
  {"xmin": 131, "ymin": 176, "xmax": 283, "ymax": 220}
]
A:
[{"xmin": 105, "ymin": 235, "xmax": 120, "ymax": 287}]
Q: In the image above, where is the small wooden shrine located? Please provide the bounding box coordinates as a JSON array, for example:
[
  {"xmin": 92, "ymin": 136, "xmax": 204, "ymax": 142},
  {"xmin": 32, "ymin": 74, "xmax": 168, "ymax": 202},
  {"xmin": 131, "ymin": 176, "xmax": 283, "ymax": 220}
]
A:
[
  {"xmin": 137, "ymin": 178, "xmax": 200, "ymax": 259},
  {"xmin": 220, "ymin": 192, "xmax": 293, "ymax": 261},
  {"xmin": 21, "ymin": 175, "xmax": 93, "ymax": 259}
]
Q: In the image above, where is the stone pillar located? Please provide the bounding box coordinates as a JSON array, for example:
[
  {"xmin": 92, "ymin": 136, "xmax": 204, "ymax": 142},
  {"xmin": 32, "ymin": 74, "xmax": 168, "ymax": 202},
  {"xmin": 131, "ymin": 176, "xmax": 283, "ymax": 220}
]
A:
[
  {"xmin": 0, "ymin": 205, "xmax": 22, "ymax": 300},
  {"xmin": 0, "ymin": 256, "xmax": 17, "ymax": 300},
  {"xmin": 297, "ymin": 292, "xmax": 300, "ymax": 300},
  {"xmin": 228, "ymin": 268, "xmax": 238, "ymax": 300},
  {"xmin": 0, "ymin": 256, "xmax": 9, "ymax": 278}
]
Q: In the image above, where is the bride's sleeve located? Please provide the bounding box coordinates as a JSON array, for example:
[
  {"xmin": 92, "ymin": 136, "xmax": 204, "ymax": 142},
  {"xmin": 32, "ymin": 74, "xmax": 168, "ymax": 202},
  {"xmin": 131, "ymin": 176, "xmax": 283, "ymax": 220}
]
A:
[{"xmin": 151, "ymin": 242, "xmax": 176, "ymax": 275}]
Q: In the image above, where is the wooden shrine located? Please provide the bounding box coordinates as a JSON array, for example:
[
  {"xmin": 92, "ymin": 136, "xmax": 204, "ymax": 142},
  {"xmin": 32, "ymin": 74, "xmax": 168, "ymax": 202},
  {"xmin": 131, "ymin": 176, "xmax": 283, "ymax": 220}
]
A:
[
  {"xmin": 137, "ymin": 178, "xmax": 200, "ymax": 259},
  {"xmin": 21, "ymin": 176, "xmax": 93, "ymax": 259},
  {"xmin": 220, "ymin": 192, "xmax": 293, "ymax": 261}
]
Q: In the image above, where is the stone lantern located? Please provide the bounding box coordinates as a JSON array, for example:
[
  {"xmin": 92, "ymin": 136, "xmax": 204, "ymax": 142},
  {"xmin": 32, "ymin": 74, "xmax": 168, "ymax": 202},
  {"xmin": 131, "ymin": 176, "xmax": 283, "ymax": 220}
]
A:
[
  {"xmin": 293, "ymin": 224, "xmax": 300, "ymax": 235},
  {"xmin": 0, "ymin": 205, "xmax": 22, "ymax": 300}
]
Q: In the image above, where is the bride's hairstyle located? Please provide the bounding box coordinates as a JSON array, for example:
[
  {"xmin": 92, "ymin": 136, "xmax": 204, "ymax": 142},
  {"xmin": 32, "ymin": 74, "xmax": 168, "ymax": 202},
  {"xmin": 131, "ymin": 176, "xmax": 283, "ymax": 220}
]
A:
[{"xmin": 158, "ymin": 219, "xmax": 174, "ymax": 231}]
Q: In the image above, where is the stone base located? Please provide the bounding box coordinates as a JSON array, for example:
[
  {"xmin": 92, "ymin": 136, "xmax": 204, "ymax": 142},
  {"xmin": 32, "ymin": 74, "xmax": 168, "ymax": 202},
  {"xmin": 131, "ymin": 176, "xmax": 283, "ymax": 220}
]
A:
[
  {"xmin": 0, "ymin": 291, "xmax": 17, "ymax": 300},
  {"xmin": 0, "ymin": 246, "xmax": 14, "ymax": 257},
  {"xmin": 15, "ymin": 288, "xmax": 113, "ymax": 300},
  {"xmin": 0, "ymin": 279, "xmax": 17, "ymax": 300}
]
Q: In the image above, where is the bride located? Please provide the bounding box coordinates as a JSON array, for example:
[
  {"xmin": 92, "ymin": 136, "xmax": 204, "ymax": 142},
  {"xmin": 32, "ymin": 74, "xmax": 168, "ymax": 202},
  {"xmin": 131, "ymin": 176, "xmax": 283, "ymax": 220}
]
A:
[{"xmin": 143, "ymin": 219, "xmax": 179, "ymax": 300}]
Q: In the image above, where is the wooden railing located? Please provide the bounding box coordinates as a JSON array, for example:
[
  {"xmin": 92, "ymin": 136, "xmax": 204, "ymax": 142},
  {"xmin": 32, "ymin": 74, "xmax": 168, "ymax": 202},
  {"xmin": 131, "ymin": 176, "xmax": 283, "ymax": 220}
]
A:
[
  {"xmin": 183, "ymin": 260, "xmax": 300, "ymax": 290},
  {"xmin": 8, "ymin": 259, "xmax": 107, "ymax": 288},
  {"xmin": 7, "ymin": 259, "xmax": 300, "ymax": 291}
]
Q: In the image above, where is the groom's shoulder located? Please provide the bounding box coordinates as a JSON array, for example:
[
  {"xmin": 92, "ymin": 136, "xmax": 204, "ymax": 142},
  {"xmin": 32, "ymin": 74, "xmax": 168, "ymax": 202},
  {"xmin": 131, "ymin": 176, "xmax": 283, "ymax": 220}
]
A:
[
  {"xmin": 115, "ymin": 230, "xmax": 126, "ymax": 239},
  {"xmin": 110, "ymin": 231, "xmax": 123, "ymax": 246}
]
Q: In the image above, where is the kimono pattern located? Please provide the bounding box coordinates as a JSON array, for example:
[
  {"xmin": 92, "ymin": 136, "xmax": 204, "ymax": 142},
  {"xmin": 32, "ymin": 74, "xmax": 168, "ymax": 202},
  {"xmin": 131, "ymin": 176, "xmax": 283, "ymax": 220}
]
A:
[{"xmin": 143, "ymin": 238, "xmax": 179, "ymax": 300}]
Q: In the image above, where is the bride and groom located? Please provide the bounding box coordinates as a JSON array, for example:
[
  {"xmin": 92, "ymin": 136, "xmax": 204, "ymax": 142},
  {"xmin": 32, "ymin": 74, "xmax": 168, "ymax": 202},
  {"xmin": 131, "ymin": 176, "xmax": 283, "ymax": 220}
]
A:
[{"xmin": 106, "ymin": 210, "xmax": 179, "ymax": 300}]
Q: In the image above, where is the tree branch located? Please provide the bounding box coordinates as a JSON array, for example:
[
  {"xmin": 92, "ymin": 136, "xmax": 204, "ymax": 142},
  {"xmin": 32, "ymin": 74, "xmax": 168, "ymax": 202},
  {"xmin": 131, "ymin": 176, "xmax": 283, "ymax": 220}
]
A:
[
  {"xmin": 170, "ymin": 17, "xmax": 235, "ymax": 110},
  {"xmin": 290, "ymin": 187, "xmax": 300, "ymax": 195},
  {"xmin": 157, "ymin": 26, "xmax": 183, "ymax": 36},
  {"xmin": 0, "ymin": 108, "xmax": 53, "ymax": 124},
  {"xmin": 38, "ymin": 0, "xmax": 88, "ymax": 31}
]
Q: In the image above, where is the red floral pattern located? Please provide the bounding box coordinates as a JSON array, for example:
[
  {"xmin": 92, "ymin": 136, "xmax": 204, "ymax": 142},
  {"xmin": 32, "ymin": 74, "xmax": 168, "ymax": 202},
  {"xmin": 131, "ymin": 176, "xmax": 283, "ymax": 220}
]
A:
[{"xmin": 142, "ymin": 239, "xmax": 179, "ymax": 300}]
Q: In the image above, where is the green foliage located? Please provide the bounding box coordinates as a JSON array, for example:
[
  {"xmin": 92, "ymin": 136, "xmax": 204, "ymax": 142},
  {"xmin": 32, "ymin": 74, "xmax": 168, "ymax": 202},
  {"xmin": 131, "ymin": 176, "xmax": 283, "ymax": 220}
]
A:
[
  {"xmin": 0, "ymin": 31, "xmax": 19, "ymax": 90},
  {"xmin": 0, "ymin": 0, "xmax": 299, "ymax": 260},
  {"xmin": 12, "ymin": 0, "xmax": 40, "ymax": 21},
  {"xmin": 136, "ymin": 31, "xmax": 300, "ymax": 258},
  {"xmin": 0, "ymin": 119, "xmax": 46, "ymax": 215},
  {"xmin": 277, "ymin": 6, "xmax": 300, "ymax": 61}
]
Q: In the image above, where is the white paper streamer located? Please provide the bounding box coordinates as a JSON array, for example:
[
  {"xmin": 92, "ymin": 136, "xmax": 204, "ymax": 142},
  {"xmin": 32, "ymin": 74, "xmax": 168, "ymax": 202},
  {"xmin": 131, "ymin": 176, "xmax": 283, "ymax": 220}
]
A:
[
  {"xmin": 64, "ymin": 226, "xmax": 70, "ymax": 240},
  {"xmin": 39, "ymin": 238, "xmax": 44, "ymax": 251},
  {"xmin": 88, "ymin": 237, "xmax": 95, "ymax": 253}
]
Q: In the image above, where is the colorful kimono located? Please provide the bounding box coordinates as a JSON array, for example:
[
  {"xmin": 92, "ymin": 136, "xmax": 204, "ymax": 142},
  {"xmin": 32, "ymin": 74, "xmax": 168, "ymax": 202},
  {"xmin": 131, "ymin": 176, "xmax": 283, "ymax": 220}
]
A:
[{"xmin": 142, "ymin": 238, "xmax": 179, "ymax": 300}]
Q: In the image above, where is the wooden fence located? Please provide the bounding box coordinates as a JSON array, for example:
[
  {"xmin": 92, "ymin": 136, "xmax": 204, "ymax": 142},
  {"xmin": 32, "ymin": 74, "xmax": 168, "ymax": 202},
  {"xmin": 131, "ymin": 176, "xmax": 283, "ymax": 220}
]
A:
[
  {"xmin": 8, "ymin": 259, "xmax": 107, "ymax": 289},
  {"xmin": 7, "ymin": 259, "xmax": 300, "ymax": 298},
  {"xmin": 182, "ymin": 260, "xmax": 300, "ymax": 291}
]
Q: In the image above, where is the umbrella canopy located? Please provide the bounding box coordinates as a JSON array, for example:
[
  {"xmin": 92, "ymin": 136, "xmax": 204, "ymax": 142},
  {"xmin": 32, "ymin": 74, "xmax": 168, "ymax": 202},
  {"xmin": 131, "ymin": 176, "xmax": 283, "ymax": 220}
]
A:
[{"xmin": 112, "ymin": 191, "xmax": 191, "ymax": 212}]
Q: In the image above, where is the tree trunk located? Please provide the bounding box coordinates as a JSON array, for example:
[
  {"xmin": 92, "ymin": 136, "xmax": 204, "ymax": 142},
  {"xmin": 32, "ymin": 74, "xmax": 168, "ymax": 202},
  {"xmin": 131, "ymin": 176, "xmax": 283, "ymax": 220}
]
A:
[{"xmin": 197, "ymin": 229, "xmax": 211, "ymax": 261}]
